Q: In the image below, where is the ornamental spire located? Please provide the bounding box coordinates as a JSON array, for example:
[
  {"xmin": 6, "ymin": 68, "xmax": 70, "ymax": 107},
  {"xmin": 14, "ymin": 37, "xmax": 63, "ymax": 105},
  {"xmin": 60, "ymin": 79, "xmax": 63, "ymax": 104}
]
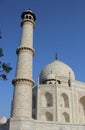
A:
[{"xmin": 55, "ymin": 52, "xmax": 58, "ymax": 60}]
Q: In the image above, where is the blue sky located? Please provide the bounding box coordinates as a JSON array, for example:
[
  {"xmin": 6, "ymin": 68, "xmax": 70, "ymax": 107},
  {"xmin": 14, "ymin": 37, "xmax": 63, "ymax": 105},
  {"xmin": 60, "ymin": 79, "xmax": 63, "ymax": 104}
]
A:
[{"xmin": 0, "ymin": 0, "xmax": 85, "ymax": 118}]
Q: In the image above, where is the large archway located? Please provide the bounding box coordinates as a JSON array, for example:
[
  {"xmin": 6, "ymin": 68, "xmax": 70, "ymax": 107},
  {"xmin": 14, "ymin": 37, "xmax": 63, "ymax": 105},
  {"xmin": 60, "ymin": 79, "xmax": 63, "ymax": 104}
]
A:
[{"xmin": 79, "ymin": 96, "xmax": 85, "ymax": 123}]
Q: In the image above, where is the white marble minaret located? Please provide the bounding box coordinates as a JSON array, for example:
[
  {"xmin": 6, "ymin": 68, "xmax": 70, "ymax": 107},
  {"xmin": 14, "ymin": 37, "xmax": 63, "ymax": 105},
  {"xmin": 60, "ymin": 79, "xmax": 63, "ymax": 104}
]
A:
[
  {"xmin": 0, "ymin": 9, "xmax": 85, "ymax": 130},
  {"xmin": 11, "ymin": 9, "xmax": 36, "ymax": 119}
]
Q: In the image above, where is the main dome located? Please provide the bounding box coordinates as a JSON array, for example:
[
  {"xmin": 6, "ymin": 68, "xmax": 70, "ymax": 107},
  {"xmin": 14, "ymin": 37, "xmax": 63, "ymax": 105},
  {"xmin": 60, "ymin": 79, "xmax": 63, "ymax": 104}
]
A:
[{"xmin": 39, "ymin": 60, "xmax": 75, "ymax": 83}]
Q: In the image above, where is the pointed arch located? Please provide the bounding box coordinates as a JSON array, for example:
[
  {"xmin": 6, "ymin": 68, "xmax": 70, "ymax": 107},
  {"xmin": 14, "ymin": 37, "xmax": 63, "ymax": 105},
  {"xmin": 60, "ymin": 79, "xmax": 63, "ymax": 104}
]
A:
[
  {"xmin": 45, "ymin": 112, "xmax": 53, "ymax": 121},
  {"xmin": 41, "ymin": 92, "xmax": 53, "ymax": 107},
  {"xmin": 45, "ymin": 92, "xmax": 53, "ymax": 107},
  {"xmin": 62, "ymin": 112, "xmax": 70, "ymax": 122},
  {"xmin": 61, "ymin": 93, "xmax": 69, "ymax": 108},
  {"xmin": 79, "ymin": 96, "xmax": 85, "ymax": 115},
  {"xmin": 79, "ymin": 96, "xmax": 85, "ymax": 123}
]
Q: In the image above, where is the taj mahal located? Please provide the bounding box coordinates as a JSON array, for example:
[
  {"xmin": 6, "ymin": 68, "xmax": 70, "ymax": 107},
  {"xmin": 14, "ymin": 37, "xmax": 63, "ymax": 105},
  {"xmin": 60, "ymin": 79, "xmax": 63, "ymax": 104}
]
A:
[{"xmin": 0, "ymin": 9, "xmax": 85, "ymax": 130}]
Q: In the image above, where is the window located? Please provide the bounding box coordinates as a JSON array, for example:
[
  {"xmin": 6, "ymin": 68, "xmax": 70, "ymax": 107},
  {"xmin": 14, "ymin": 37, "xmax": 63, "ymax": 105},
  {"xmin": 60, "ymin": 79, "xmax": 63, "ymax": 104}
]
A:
[
  {"xmin": 26, "ymin": 15, "xmax": 28, "ymax": 19},
  {"xmin": 29, "ymin": 16, "xmax": 32, "ymax": 19}
]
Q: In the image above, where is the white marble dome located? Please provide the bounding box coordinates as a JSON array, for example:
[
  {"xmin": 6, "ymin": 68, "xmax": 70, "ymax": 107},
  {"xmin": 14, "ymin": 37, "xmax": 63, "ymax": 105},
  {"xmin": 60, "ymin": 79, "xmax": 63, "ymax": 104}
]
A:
[
  {"xmin": 46, "ymin": 73, "xmax": 56, "ymax": 80},
  {"xmin": 39, "ymin": 60, "xmax": 75, "ymax": 83}
]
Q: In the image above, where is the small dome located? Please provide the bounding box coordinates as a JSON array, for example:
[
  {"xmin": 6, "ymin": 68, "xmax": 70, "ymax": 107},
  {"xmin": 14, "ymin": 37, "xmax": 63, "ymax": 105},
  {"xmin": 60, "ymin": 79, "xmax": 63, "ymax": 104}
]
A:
[
  {"xmin": 21, "ymin": 9, "xmax": 36, "ymax": 21},
  {"xmin": 39, "ymin": 60, "xmax": 75, "ymax": 83},
  {"xmin": 45, "ymin": 73, "xmax": 56, "ymax": 80}
]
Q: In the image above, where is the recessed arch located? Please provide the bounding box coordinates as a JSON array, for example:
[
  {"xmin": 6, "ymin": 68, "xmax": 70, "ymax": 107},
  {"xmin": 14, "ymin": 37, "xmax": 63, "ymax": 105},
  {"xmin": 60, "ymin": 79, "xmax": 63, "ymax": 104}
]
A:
[
  {"xmin": 61, "ymin": 93, "xmax": 69, "ymax": 108},
  {"xmin": 41, "ymin": 92, "xmax": 53, "ymax": 107},
  {"xmin": 62, "ymin": 112, "xmax": 70, "ymax": 122},
  {"xmin": 79, "ymin": 96, "xmax": 85, "ymax": 123},
  {"xmin": 45, "ymin": 92, "xmax": 53, "ymax": 107},
  {"xmin": 79, "ymin": 96, "xmax": 85, "ymax": 115},
  {"xmin": 45, "ymin": 112, "xmax": 53, "ymax": 121}
]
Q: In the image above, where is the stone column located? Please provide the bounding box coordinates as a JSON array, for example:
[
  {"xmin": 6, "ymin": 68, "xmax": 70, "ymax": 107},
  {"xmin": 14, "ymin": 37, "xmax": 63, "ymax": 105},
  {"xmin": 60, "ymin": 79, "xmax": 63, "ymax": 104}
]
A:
[{"xmin": 11, "ymin": 10, "xmax": 36, "ymax": 119}]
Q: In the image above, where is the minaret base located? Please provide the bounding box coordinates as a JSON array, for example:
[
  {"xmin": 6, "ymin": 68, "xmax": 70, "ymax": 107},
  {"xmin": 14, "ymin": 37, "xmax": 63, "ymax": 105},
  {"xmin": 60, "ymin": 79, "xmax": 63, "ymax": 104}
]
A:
[
  {"xmin": 0, "ymin": 118, "xmax": 85, "ymax": 130},
  {"xmin": 9, "ymin": 118, "xmax": 34, "ymax": 130}
]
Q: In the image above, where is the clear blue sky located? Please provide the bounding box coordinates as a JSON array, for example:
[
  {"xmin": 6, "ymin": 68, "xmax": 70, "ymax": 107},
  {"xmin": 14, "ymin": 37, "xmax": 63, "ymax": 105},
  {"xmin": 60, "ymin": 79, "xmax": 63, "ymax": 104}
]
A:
[{"xmin": 0, "ymin": 0, "xmax": 85, "ymax": 118}]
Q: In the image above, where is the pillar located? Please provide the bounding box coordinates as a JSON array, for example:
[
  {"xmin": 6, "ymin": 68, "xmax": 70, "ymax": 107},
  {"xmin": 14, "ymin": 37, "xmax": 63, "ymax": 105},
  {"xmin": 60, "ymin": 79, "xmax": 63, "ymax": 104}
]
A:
[{"xmin": 11, "ymin": 9, "xmax": 36, "ymax": 119}]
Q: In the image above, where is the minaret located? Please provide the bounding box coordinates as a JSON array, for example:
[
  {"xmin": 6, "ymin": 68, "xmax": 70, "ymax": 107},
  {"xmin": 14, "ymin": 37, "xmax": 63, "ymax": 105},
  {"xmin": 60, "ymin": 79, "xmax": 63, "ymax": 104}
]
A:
[{"xmin": 11, "ymin": 9, "xmax": 36, "ymax": 119}]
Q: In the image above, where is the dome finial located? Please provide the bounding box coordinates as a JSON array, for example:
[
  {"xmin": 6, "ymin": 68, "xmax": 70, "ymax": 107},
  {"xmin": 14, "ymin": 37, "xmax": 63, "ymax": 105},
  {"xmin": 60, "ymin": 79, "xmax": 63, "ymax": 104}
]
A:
[
  {"xmin": 55, "ymin": 52, "xmax": 58, "ymax": 60},
  {"xmin": 68, "ymin": 72, "xmax": 71, "ymax": 87}
]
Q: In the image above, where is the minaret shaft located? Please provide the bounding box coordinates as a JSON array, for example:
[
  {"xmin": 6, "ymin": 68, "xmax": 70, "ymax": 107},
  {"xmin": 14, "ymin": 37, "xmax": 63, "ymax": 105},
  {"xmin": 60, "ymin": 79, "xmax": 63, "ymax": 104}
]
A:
[
  {"xmin": 20, "ymin": 22, "xmax": 33, "ymax": 48},
  {"xmin": 16, "ymin": 48, "xmax": 33, "ymax": 79},
  {"xmin": 16, "ymin": 22, "xmax": 34, "ymax": 79},
  {"xmin": 12, "ymin": 82, "xmax": 32, "ymax": 118},
  {"xmin": 11, "ymin": 10, "xmax": 36, "ymax": 119}
]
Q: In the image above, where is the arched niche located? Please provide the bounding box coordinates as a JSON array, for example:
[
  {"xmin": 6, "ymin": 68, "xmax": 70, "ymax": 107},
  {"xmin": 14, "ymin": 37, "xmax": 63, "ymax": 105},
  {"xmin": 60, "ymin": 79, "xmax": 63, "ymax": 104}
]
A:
[
  {"xmin": 45, "ymin": 92, "xmax": 53, "ymax": 107},
  {"xmin": 62, "ymin": 112, "xmax": 70, "ymax": 122},
  {"xmin": 79, "ymin": 96, "xmax": 85, "ymax": 123},
  {"xmin": 41, "ymin": 92, "xmax": 53, "ymax": 107},
  {"xmin": 45, "ymin": 112, "xmax": 53, "ymax": 121},
  {"xmin": 60, "ymin": 93, "xmax": 69, "ymax": 108},
  {"xmin": 79, "ymin": 96, "xmax": 85, "ymax": 115}
]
